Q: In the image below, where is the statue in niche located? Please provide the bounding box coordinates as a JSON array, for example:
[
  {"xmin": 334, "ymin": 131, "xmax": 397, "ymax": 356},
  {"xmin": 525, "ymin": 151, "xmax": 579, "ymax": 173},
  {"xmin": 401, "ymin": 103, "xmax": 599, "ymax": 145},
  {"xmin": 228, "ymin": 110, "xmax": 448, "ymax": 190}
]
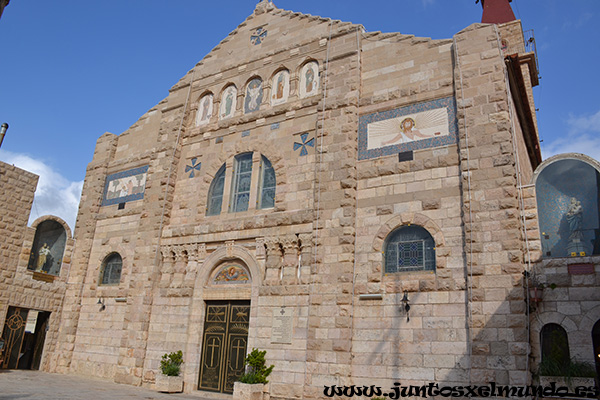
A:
[
  {"xmin": 565, "ymin": 197, "xmax": 589, "ymax": 256},
  {"xmin": 36, "ymin": 243, "xmax": 51, "ymax": 272}
]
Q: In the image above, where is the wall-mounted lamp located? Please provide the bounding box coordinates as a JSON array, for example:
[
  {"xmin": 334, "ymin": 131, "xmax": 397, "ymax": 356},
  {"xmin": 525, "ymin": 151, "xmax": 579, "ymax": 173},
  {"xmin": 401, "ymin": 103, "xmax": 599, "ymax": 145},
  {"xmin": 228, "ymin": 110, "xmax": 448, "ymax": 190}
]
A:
[
  {"xmin": 97, "ymin": 298, "xmax": 105, "ymax": 312},
  {"xmin": 401, "ymin": 291, "xmax": 410, "ymax": 322}
]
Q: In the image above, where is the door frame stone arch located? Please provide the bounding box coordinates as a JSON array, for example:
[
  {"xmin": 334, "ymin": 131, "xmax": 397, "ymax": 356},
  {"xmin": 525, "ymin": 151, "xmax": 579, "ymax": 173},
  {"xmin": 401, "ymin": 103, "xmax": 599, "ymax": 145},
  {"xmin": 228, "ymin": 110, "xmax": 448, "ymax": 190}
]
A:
[{"xmin": 183, "ymin": 244, "xmax": 262, "ymax": 392}]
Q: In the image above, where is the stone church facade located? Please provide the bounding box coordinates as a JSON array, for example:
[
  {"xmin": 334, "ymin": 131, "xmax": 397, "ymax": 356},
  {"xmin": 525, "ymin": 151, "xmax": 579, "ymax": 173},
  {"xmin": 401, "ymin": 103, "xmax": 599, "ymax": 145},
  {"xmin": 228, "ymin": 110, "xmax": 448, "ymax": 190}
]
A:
[{"xmin": 4, "ymin": 0, "xmax": 589, "ymax": 398}]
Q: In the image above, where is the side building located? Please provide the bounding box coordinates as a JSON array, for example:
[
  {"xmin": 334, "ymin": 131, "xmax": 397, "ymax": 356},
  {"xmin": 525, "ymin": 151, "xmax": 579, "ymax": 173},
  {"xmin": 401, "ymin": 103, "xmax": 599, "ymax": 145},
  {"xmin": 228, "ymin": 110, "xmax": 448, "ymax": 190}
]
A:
[
  {"xmin": 0, "ymin": 161, "xmax": 73, "ymax": 372},
  {"xmin": 49, "ymin": 0, "xmax": 600, "ymax": 398}
]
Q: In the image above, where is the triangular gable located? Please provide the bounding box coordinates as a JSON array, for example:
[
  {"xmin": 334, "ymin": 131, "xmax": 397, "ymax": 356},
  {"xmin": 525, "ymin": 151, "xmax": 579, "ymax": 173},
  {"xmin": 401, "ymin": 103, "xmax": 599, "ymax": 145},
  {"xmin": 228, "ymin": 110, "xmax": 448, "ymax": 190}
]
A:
[{"xmin": 170, "ymin": 1, "xmax": 362, "ymax": 91}]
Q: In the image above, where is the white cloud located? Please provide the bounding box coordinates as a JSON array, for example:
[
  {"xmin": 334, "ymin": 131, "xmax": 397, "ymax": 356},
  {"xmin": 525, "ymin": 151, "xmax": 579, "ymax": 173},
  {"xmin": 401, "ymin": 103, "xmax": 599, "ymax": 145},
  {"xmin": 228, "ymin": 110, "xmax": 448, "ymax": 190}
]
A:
[
  {"xmin": 541, "ymin": 109, "xmax": 600, "ymax": 161},
  {"xmin": 421, "ymin": 0, "xmax": 435, "ymax": 6},
  {"xmin": 0, "ymin": 150, "xmax": 83, "ymax": 232},
  {"xmin": 562, "ymin": 12, "xmax": 593, "ymax": 30}
]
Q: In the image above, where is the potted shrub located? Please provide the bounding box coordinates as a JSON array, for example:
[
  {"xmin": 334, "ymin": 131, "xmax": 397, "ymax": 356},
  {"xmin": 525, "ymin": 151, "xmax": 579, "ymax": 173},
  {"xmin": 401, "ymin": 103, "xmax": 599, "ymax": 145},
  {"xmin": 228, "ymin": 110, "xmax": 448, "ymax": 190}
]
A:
[
  {"xmin": 155, "ymin": 350, "xmax": 184, "ymax": 393},
  {"xmin": 537, "ymin": 358, "xmax": 597, "ymax": 392},
  {"xmin": 233, "ymin": 348, "xmax": 274, "ymax": 400}
]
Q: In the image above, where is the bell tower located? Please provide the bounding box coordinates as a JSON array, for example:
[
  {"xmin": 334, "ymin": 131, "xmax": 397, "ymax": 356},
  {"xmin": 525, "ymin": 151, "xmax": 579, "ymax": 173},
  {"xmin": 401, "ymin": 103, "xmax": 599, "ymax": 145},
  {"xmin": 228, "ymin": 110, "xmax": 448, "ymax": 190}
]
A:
[{"xmin": 478, "ymin": 0, "xmax": 516, "ymax": 24}]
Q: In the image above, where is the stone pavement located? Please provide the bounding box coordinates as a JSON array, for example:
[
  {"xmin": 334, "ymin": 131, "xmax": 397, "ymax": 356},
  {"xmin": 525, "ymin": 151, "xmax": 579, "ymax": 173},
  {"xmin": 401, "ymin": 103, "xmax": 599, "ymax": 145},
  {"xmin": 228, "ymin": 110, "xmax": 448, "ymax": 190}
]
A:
[{"xmin": 0, "ymin": 370, "xmax": 226, "ymax": 400}]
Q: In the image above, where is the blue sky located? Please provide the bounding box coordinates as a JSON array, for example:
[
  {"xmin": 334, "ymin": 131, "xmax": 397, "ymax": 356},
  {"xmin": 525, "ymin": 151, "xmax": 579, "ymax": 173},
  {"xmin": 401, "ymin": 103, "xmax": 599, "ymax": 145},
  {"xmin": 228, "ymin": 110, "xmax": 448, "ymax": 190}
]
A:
[{"xmin": 0, "ymin": 0, "xmax": 599, "ymax": 231}]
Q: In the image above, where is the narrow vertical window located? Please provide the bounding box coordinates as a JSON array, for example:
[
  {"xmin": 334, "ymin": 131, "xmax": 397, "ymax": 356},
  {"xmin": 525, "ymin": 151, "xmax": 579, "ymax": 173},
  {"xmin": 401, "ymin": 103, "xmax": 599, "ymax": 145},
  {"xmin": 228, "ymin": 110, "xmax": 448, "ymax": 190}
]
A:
[
  {"xmin": 258, "ymin": 156, "xmax": 276, "ymax": 209},
  {"xmin": 207, "ymin": 164, "xmax": 226, "ymax": 216},
  {"xmin": 230, "ymin": 153, "xmax": 253, "ymax": 213}
]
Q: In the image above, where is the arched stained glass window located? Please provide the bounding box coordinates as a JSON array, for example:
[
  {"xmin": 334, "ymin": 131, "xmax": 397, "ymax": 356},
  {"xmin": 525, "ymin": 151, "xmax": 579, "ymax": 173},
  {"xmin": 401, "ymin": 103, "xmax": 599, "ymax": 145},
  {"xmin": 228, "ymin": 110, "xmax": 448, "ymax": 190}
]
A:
[
  {"xmin": 258, "ymin": 155, "xmax": 275, "ymax": 209},
  {"xmin": 207, "ymin": 164, "xmax": 226, "ymax": 216},
  {"xmin": 100, "ymin": 253, "xmax": 122, "ymax": 285},
  {"xmin": 230, "ymin": 153, "xmax": 253, "ymax": 213},
  {"xmin": 384, "ymin": 225, "xmax": 435, "ymax": 273}
]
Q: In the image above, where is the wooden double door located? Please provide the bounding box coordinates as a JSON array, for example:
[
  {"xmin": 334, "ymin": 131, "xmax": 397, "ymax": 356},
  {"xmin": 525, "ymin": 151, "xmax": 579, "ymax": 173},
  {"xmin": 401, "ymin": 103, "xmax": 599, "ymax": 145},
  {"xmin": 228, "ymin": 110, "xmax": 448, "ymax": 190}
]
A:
[
  {"xmin": 1, "ymin": 306, "xmax": 50, "ymax": 370},
  {"xmin": 198, "ymin": 300, "xmax": 250, "ymax": 393}
]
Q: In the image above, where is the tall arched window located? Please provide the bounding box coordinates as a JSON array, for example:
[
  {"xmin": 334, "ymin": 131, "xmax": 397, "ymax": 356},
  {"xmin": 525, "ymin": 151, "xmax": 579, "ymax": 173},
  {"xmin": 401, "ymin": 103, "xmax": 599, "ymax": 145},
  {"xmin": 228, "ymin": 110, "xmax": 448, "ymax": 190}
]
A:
[
  {"xmin": 206, "ymin": 154, "xmax": 277, "ymax": 216},
  {"xmin": 207, "ymin": 164, "xmax": 226, "ymax": 216},
  {"xmin": 258, "ymin": 155, "xmax": 275, "ymax": 209},
  {"xmin": 535, "ymin": 156, "xmax": 600, "ymax": 258},
  {"xmin": 230, "ymin": 153, "xmax": 253, "ymax": 213},
  {"xmin": 384, "ymin": 225, "xmax": 435, "ymax": 273},
  {"xmin": 100, "ymin": 253, "xmax": 122, "ymax": 285},
  {"xmin": 540, "ymin": 323, "xmax": 570, "ymax": 366}
]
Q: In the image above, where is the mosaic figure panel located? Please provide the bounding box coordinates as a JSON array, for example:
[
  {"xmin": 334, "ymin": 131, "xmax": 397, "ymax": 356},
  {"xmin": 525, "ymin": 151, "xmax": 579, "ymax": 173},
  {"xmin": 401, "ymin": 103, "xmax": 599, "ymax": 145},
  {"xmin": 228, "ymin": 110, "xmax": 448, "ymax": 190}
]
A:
[
  {"xmin": 196, "ymin": 94, "xmax": 213, "ymax": 126},
  {"xmin": 244, "ymin": 78, "xmax": 263, "ymax": 114},
  {"xmin": 299, "ymin": 61, "xmax": 319, "ymax": 98},
  {"xmin": 358, "ymin": 96, "xmax": 458, "ymax": 160},
  {"xmin": 212, "ymin": 264, "xmax": 250, "ymax": 285},
  {"xmin": 271, "ymin": 70, "xmax": 290, "ymax": 106},
  {"xmin": 102, "ymin": 166, "xmax": 148, "ymax": 206},
  {"xmin": 536, "ymin": 158, "xmax": 600, "ymax": 258},
  {"xmin": 220, "ymin": 85, "xmax": 237, "ymax": 120},
  {"xmin": 27, "ymin": 220, "xmax": 67, "ymax": 276}
]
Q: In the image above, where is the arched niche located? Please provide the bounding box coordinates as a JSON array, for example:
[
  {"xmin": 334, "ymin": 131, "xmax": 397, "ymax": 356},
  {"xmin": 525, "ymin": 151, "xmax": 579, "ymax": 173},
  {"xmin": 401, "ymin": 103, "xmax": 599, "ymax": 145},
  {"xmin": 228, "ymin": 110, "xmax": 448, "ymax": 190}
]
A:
[
  {"xmin": 27, "ymin": 218, "xmax": 68, "ymax": 276},
  {"xmin": 534, "ymin": 154, "xmax": 600, "ymax": 258}
]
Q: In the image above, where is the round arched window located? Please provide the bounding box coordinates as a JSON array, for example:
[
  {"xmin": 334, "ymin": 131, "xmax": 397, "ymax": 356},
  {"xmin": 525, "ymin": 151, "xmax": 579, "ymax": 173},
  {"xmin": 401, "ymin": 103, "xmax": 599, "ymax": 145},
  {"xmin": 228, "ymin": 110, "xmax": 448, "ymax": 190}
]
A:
[
  {"xmin": 100, "ymin": 253, "xmax": 122, "ymax": 285},
  {"xmin": 384, "ymin": 225, "xmax": 435, "ymax": 273}
]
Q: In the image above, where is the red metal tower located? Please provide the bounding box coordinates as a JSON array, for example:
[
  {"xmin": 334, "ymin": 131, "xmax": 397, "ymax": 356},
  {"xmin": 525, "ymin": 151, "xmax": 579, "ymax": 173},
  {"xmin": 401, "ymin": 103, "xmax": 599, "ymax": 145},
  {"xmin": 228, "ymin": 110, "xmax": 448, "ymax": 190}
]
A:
[{"xmin": 478, "ymin": 0, "xmax": 516, "ymax": 24}]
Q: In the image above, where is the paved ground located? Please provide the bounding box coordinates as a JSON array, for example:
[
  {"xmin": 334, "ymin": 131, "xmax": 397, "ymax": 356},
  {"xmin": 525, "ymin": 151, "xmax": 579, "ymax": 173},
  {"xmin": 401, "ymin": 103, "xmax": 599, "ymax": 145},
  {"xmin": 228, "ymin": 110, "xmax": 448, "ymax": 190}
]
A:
[{"xmin": 0, "ymin": 370, "xmax": 227, "ymax": 400}]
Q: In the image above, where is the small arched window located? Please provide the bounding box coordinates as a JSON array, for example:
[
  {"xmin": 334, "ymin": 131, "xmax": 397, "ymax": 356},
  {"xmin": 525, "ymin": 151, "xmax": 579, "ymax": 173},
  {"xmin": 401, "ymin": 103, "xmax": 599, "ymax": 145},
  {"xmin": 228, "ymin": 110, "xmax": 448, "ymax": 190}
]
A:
[
  {"xmin": 384, "ymin": 225, "xmax": 435, "ymax": 273},
  {"xmin": 207, "ymin": 164, "xmax": 226, "ymax": 216},
  {"xmin": 540, "ymin": 323, "xmax": 570, "ymax": 366},
  {"xmin": 258, "ymin": 155, "xmax": 275, "ymax": 209},
  {"xmin": 100, "ymin": 253, "xmax": 122, "ymax": 285}
]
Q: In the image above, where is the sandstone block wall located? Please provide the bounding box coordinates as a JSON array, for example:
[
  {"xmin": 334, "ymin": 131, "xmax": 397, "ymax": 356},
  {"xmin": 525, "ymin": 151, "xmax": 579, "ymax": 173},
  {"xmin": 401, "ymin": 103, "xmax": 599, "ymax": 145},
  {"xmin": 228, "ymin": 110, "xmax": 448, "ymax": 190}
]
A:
[
  {"xmin": 52, "ymin": 3, "xmax": 545, "ymax": 398},
  {"xmin": 0, "ymin": 163, "xmax": 73, "ymax": 372}
]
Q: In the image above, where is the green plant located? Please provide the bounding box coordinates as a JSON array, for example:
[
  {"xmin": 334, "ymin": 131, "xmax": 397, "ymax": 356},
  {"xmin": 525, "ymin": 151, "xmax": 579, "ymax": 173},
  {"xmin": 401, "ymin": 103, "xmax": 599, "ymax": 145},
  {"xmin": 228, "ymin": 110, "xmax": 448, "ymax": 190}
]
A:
[
  {"xmin": 537, "ymin": 357, "xmax": 597, "ymax": 380},
  {"xmin": 238, "ymin": 348, "xmax": 274, "ymax": 384},
  {"xmin": 160, "ymin": 350, "xmax": 183, "ymax": 377}
]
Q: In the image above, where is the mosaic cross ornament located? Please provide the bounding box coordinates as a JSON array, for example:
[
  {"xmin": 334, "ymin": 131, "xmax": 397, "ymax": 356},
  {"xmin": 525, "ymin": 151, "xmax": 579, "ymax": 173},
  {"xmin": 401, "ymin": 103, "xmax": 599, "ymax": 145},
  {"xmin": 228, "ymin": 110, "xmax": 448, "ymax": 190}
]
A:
[
  {"xmin": 293, "ymin": 133, "xmax": 315, "ymax": 156},
  {"xmin": 185, "ymin": 158, "xmax": 201, "ymax": 178},
  {"xmin": 251, "ymin": 27, "xmax": 267, "ymax": 45}
]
